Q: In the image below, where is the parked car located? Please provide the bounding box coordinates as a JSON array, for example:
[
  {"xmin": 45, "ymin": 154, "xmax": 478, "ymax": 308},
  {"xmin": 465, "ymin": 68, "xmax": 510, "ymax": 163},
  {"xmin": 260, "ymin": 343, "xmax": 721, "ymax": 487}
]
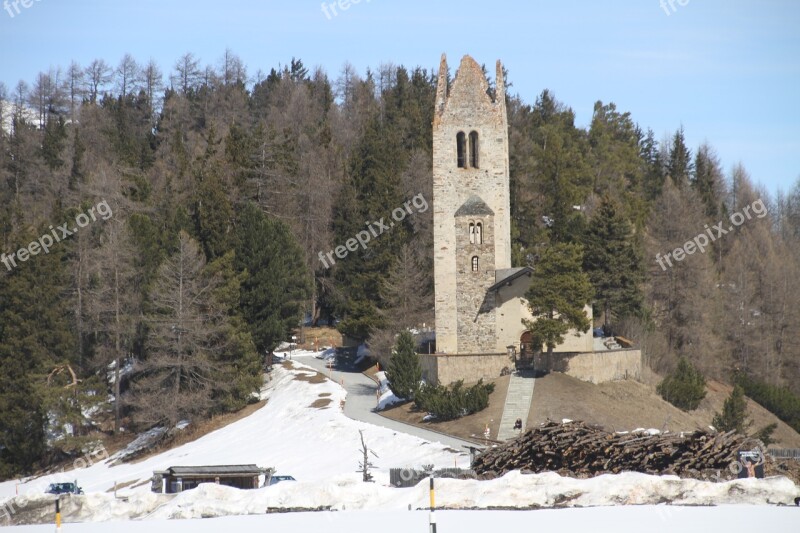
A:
[
  {"xmin": 267, "ymin": 475, "xmax": 296, "ymax": 486},
  {"xmin": 45, "ymin": 482, "xmax": 83, "ymax": 495}
]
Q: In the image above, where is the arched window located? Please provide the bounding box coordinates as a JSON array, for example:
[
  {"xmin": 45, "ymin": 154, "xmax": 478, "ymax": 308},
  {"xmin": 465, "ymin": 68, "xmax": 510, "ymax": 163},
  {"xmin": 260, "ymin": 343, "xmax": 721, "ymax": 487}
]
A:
[
  {"xmin": 456, "ymin": 132, "xmax": 467, "ymax": 168},
  {"xmin": 469, "ymin": 222, "xmax": 475, "ymax": 244},
  {"xmin": 475, "ymin": 222, "xmax": 483, "ymax": 244},
  {"xmin": 469, "ymin": 131, "xmax": 479, "ymax": 168},
  {"xmin": 471, "ymin": 256, "xmax": 479, "ymax": 272}
]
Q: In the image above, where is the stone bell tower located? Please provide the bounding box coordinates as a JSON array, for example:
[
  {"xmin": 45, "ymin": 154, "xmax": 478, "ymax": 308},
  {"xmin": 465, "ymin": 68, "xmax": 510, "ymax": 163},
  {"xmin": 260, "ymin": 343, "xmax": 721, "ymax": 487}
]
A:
[{"xmin": 432, "ymin": 54, "xmax": 511, "ymax": 354}]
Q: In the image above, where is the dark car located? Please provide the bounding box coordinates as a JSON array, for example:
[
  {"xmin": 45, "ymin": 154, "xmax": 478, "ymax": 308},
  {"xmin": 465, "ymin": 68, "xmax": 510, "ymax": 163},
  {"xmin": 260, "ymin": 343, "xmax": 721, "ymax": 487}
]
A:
[
  {"xmin": 46, "ymin": 482, "xmax": 83, "ymax": 495},
  {"xmin": 267, "ymin": 475, "xmax": 296, "ymax": 486}
]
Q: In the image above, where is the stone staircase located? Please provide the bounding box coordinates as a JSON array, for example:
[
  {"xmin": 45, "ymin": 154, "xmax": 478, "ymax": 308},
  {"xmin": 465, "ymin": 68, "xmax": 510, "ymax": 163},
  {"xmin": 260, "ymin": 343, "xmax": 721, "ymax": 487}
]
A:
[{"xmin": 496, "ymin": 370, "xmax": 536, "ymax": 441}]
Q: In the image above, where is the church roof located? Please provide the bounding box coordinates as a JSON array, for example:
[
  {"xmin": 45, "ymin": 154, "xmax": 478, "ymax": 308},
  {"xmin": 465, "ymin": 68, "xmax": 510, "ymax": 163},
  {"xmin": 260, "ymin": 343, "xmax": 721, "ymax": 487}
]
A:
[
  {"xmin": 454, "ymin": 195, "xmax": 494, "ymax": 217},
  {"xmin": 489, "ymin": 267, "xmax": 533, "ymax": 292}
]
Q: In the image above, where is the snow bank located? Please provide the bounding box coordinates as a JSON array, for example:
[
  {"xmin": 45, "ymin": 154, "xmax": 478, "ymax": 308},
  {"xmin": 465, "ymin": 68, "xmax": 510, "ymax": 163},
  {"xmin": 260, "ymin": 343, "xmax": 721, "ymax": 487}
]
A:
[{"xmin": 5, "ymin": 470, "xmax": 797, "ymax": 525}]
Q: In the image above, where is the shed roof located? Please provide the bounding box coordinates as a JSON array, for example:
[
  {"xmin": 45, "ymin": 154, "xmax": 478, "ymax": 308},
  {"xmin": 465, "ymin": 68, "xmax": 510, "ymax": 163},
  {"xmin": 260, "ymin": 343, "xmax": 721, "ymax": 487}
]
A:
[{"xmin": 166, "ymin": 465, "xmax": 264, "ymax": 476}]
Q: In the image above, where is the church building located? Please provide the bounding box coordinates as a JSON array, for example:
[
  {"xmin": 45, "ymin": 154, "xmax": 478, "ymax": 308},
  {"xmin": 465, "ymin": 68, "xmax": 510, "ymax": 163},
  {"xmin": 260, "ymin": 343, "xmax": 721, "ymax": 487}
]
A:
[{"xmin": 425, "ymin": 54, "xmax": 596, "ymax": 384}]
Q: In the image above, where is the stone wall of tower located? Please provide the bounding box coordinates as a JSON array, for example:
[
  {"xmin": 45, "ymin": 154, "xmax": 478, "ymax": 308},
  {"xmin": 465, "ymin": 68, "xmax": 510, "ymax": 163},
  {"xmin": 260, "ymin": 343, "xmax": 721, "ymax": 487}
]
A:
[
  {"xmin": 455, "ymin": 214, "xmax": 497, "ymax": 353},
  {"xmin": 433, "ymin": 54, "xmax": 510, "ymax": 354}
]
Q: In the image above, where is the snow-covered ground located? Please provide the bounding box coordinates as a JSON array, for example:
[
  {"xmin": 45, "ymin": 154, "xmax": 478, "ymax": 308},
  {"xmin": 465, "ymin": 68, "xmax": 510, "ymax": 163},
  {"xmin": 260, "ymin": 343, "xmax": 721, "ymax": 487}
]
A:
[
  {"xmin": 1, "ymin": 359, "xmax": 461, "ymax": 498},
  {"xmin": 1, "ymin": 352, "xmax": 798, "ymax": 528},
  {"xmin": 4, "ymin": 506, "xmax": 800, "ymax": 532}
]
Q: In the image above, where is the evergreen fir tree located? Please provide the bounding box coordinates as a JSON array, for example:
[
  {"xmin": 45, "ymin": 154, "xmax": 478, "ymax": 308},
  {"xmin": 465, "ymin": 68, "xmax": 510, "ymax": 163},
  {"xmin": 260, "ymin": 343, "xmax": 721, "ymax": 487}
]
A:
[
  {"xmin": 235, "ymin": 203, "xmax": 311, "ymax": 353},
  {"xmin": 712, "ymin": 384, "xmax": 750, "ymax": 434},
  {"xmin": 583, "ymin": 196, "xmax": 644, "ymax": 329},
  {"xmin": 667, "ymin": 126, "xmax": 693, "ymax": 187},
  {"xmin": 386, "ymin": 330, "xmax": 422, "ymax": 401},
  {"xmin": 524, "ymin": 243, "xmax": 594, "ymax": 367},
  {"xmin": 656, "ymin": 357, "xmax": 707, "ymax": 411}
]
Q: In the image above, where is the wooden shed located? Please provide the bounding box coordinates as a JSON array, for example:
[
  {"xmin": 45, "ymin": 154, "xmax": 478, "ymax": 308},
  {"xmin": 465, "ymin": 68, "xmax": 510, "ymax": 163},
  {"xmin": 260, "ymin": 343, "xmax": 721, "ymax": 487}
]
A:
[{"xmin": 152, "ymin": 464, "xmax": 268, "ymax": 493}]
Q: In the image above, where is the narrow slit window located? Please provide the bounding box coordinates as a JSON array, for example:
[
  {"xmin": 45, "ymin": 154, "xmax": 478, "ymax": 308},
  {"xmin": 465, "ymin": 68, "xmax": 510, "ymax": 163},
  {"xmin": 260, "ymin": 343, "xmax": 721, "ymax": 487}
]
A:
[
  {"xmin": 469, "ymin": 131, "xmax": 479, "ymax": 168},
  {"xmin": 476, "ymin": 222, "xmax": 483, "ymax": 244},
  {"xmin": 457, "ymin": 131, "xmax": 467, "ymax": 168},
  {"xmin": 471, "ymin": 256, "xmax": 479, "ymax": 272}
]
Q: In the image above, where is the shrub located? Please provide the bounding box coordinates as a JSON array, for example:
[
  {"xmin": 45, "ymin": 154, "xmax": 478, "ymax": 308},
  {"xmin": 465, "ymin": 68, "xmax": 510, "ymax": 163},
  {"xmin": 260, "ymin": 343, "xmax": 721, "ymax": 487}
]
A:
[
  {"xmin": 712, "ymin": 384, "xmax": 750, "ymax": 434},
  {"xmin": 656, "ymin": 357, "xmax": 707, "ymax": 411},
  {"xmin": 736, "ymin": 374, "xmax": 800, "ymax": 434},
  {"xmin": 414, "ymin": 380, "xmax": 495, "ymax": 421}
]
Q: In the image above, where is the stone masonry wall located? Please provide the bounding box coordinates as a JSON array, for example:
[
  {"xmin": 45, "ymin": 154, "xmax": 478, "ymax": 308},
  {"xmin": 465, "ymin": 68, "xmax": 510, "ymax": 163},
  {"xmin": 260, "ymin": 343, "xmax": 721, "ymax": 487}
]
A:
[
  {"xmin": 455, "ymin": 214, "xmax": 496, "ymax": 353},
  {"xmin": 433, "ymin": 54, "xmax": 510, "ymax": 354},
  {"xmin": 420, "ymin": 353, "xmax": 512, "ymax": 386}
]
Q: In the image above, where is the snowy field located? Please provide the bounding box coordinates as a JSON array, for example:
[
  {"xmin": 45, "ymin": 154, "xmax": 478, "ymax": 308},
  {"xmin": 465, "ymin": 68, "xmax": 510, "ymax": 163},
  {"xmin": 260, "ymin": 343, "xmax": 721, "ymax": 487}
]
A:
[
  {"xmin": 1, "ymin": 352, "xmax": 798, "ymax": 529},
  {"xmin": 4, "ymin": 507, "xmax": 800, "ymax": 533}
]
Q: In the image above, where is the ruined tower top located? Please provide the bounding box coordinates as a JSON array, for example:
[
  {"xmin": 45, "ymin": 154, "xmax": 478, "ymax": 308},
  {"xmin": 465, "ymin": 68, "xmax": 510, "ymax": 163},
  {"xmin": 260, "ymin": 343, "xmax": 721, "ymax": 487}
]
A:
[{"xmin": 433, "ymin": 54, "xmax": 506, "ymax": 130}]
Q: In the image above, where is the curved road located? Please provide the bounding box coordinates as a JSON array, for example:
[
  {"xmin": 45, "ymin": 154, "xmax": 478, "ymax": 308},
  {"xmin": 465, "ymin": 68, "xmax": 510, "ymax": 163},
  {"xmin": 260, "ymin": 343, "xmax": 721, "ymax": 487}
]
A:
[{"xmin": 291, "ymin": 354, "xmax": 478, "ymax": 453}]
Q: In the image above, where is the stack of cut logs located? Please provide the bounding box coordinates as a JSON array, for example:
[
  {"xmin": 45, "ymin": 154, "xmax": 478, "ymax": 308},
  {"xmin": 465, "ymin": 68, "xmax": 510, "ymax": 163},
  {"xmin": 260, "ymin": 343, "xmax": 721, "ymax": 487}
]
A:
[{"xmin": 473, "ymin": 419, "xmax": 754, "ymax": 479}]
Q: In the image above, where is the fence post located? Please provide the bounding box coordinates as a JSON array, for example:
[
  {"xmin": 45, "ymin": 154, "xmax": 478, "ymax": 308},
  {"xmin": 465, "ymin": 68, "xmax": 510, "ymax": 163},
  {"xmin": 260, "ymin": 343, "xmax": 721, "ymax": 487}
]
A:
[
  {"xmin": 429, "ymin": 477, "xmax": 436, "ymax": 533},
  {"xmin": 55, "ymin": 498, "xmax": 61, "ymax": 532}
]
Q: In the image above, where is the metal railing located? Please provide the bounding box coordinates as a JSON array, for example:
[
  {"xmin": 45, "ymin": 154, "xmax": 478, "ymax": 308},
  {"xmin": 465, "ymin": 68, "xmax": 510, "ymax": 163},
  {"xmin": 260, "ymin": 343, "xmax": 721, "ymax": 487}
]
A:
[{"xmin": 766, "ymin": 448, "xmax": 800, "ymax": 460}]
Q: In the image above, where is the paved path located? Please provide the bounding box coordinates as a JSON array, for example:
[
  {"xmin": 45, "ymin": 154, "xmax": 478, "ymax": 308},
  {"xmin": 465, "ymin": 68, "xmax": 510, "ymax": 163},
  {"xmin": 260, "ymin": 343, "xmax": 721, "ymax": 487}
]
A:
[
  {"xmin": 496, "ymin": 370, "xmax": 536, "ymax": 441},
  {"xmin": 292, "ymin": 355, "xmax": 477, "ymax": 453}
]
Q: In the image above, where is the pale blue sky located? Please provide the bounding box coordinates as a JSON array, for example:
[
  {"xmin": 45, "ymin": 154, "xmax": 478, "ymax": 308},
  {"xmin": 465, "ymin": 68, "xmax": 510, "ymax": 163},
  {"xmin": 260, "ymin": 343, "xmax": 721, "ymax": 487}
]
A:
[{"xmin": 1, "ymin": 0, "xmax": 798, "ymax": 195}]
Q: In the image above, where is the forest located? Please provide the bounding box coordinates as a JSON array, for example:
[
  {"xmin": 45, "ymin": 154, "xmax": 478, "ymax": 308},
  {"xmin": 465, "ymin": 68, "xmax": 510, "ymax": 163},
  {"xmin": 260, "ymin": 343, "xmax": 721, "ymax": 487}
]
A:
[{"xmin": 1, "ymin": 50, "xmax": 799, "ymax": 477}]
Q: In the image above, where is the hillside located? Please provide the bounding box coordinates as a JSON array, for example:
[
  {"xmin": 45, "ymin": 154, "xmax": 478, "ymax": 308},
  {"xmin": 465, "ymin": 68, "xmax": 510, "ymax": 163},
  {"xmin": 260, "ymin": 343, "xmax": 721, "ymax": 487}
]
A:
[
  {"xmin": 1, "ymin": 357, "xmax": 798, "ymax": 528},
  {"xmin": 528, "ymin": 373, "xmax": 800, "ymax": 448},
  {"xmin": 383, "ymin": 371, "xmax": 800, "ymax": 449}
]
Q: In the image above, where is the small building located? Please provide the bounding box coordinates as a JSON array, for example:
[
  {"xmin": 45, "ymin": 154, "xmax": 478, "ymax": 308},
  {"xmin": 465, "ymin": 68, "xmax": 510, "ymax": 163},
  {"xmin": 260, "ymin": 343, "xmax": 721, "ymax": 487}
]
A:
[{"xmin": 152, "ymin": 465, "xmax": 268, "ymax": 493}]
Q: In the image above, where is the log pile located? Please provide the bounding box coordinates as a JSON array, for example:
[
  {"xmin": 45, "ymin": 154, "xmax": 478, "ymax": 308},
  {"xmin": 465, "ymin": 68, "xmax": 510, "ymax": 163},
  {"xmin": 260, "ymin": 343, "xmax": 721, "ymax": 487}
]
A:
[{"xmin": 473, "ymin": 420, "xmax": 755, "ymax": 479}]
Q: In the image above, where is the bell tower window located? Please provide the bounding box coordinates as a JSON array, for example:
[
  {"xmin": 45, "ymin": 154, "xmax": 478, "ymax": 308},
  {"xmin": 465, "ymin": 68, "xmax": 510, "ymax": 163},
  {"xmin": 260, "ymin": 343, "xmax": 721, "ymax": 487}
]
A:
[
  {"xmin": 469, "ymin": 131, "xmax": 479, "ymax": 168},
  {"xmin": 469, "ymin": 222, "xmax": 475, "ymax": 244},
  {"xmin": 475, "ymin": 222, "xmax": 483, "ymax": 244},
  {"xmin": 457, "ymin": 132, "xmax": 467, "ymax": 168}
]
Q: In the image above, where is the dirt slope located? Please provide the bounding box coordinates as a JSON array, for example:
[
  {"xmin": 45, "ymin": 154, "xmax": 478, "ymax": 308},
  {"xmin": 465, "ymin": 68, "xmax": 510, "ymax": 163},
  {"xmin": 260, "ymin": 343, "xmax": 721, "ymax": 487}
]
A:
[{"xmin": 528, "ymin": 373, "xmax": 800, "ymax": 448}]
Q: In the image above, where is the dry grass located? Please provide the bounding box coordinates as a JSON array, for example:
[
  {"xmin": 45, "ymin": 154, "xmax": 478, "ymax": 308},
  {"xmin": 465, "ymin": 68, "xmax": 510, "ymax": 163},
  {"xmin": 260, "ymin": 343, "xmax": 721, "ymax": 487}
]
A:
[
  {"xmin": 363, "ymin": 363, "xmax": 381, "ymax": 382},
  {"xmin": 293, "ymin": 372, "xmax": 328, "ymax": 384},
  {"xmin": 379, "ymin": 375, "xmax": 510, "ymax": 443},
  {"xmin": 382, "ymin": 370, "xmax": 800, "ymax": 449},
  {"xmin": 293, "ymin": 326, "xmax": 342, "ymax": 350},
  {"xmin": 310, "ymin": 398, "xmax": 333, "ymax": 409},
  {"xmin": 528, "ymin": 373, "xmax": 800, "ymax": 448}
]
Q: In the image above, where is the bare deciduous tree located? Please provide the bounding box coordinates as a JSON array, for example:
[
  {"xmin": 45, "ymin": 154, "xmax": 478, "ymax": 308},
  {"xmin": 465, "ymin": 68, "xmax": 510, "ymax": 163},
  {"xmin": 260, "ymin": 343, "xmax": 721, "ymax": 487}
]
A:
[
  {"xmin": 85, "ymin": 59, "xmax": 112, "ymax": 104},
  {"xmin": 128, "ymin": 231, "xmax": 227, "ymax": 429}
]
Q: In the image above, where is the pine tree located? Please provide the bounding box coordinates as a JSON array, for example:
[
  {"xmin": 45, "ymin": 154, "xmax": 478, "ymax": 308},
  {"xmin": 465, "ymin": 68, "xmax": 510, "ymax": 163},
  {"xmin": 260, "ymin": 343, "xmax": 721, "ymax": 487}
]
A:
[
  {"xmin": 386, "ymin": 330, "xmax": 422, "ymax": 401},
  {"xmin": 712, "ymin": 384, "xmax": 750, "ymax": 434},
  {"xmin": 235, "ymin": 203, "xmax": 311, "ymax": 353},
  {"xmin": 0, "ymin": 229, "xmax": 75, "ymax": 473},
  {"xmin": 667, "ymin": 127, "xmax": 693, "ymax": 187},
  {"xmin": 524, "ymin": 243, "xmax": 594, "ymax": 368},
  {"xmin": 639, "ymin": 128, "xmax": 665, "ymax": 201},
  {"xmin": 583, "ymin": 196, "xmax": 643, "ymax": 329},
  {"xmin": 656, "ymin": 357, "xmax": 707, "ymax": 411},
  {"xmin": 692, "ymin": 143, "xmax": 723, "ymax": 217}
]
